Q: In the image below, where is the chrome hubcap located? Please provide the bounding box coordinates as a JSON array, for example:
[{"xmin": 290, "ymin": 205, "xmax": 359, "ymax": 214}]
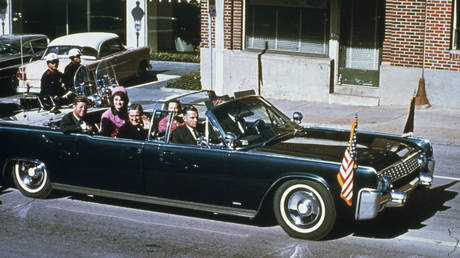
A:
[
  {"xmin": 17, "ymin": 162, "xmax": 45, "ymax": 190},
  {"xmin": 286, "ymin": 190, "xmax": 321, "ymax": 228}
]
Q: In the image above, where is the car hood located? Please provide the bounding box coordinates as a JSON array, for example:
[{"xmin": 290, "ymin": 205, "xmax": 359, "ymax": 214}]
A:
[{"xmin": 252, "ymin": 134, "xmax": 419, "ymax": 172}]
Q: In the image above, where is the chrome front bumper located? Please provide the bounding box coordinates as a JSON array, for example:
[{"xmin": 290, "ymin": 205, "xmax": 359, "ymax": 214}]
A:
[{"xmin": 355, "ymin": 159, "xmax": 435, "ymax": 220}]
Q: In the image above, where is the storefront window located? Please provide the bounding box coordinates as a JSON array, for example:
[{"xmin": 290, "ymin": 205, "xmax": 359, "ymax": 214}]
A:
[
  {"xmin": 246, "ymin": 0, "xmax": 329, "ymax": 55},
  {"xmin": 12, "ymin": 0, "xmax": 125, "ymax": 43}
]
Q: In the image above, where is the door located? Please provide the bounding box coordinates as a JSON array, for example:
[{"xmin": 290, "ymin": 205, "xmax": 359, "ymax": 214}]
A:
[
  {"xmin": 66, "ymin": 135, "xmax": 144, "ymax": 194},
  {"xmin": 338, "ymin": 0, "xmax": 384, "ymax": 87}
]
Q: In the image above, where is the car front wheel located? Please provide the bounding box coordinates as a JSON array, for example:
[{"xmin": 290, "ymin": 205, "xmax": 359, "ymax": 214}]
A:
[
  {"xmin": 12, "ymin": 160, "xmax": 52, "ymax": 198},
  {"xmin": 274, "ymin": 180, "xmax": 336, "ymax": 240}
]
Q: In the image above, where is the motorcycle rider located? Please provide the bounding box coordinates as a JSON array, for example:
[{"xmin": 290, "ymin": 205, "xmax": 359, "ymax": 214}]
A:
[
  {"xmin": 40, "ymin": 53, "xmax": 70, "ymax": 106},
  {"xmin": 63, "ymin": 48, "xmax": 82, "ymax": 91}
]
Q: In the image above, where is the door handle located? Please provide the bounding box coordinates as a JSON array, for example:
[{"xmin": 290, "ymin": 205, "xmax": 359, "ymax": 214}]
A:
[
  {"xmin": 159, "ymin": 150, "xmax": 174, "ymax": 163},
  {"xmin": 40, "ymin": 134, "xmax": 54, "ymax": 144}
]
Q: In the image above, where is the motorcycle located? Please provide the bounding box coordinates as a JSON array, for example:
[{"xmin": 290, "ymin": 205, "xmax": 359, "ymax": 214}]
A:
[{"xmin": 73, "ymin": 60, "xmax": 119, "ymax": 107}]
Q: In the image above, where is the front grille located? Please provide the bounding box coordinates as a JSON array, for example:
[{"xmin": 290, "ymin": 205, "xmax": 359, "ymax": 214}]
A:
[{"xmin": 380, "ymin": 153, "xmax": 420, "ymax": 182}]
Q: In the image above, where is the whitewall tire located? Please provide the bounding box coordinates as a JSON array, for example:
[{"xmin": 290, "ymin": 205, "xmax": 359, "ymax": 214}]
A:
[{"xmin": 274, "ymin": 180, "xmax": 336, "ymax": 240}]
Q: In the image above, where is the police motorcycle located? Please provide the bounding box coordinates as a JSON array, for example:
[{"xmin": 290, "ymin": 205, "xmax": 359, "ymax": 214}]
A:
[{"xmin": 18, "ymin": 60, "xmax": 119, "ymax": 113}]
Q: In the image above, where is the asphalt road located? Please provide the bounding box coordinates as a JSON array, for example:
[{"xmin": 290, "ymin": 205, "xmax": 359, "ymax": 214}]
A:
[{"xmin": 1, "ymin": 62, "xmax": 459, "ymax": 257}]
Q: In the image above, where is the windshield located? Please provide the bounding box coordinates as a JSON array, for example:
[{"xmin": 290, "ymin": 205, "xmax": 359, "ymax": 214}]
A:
[
  {"xmin": 212, "ymin": 96, "xmax": 300, "ymax": 147},
  {"xmin": 0, "ymin": 41, "xmax": 19, "ymax": 55}
]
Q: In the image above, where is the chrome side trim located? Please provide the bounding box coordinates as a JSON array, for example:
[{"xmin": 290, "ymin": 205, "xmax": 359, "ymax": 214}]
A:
[
  {"xmin": 355, "ymin": 188, "xmax": 382, "ymax": 220},
  {"xmin": 52, "ymin": 183, "xmax": 257, "ymax": 218}
]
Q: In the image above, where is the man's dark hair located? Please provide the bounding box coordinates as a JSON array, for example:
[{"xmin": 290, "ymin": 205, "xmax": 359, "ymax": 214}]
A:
[
  {"xmin": 73, "ymin": 95, "xmax": 88, "ymax": 105},
  {"xmin": 183, "ymin": 105, "xmax": 198, "ymax": 114},
  {"xmin": 165, "ymin": 99, "xmax": 181, "ymax": 110},
  {"xmin": 128, "ymin": 104, "xmax": 143, "ymax": 114}
]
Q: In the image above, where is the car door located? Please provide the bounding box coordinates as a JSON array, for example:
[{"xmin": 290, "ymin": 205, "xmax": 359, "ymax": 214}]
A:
[
  {"xmin": 65, "ymin": 134, "xmax": 145, "ymax": 194},
  {"xmin": 143, "ymin": 112, "xmax": 254, "ymax": 209}
]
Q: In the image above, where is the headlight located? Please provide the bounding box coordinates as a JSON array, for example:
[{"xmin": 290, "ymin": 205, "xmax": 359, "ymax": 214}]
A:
[
  {"xmin": 417, "ymin": 153, "xmax": 427, "ymax": 167},
  {"xmin": 377, "ymin": 175, "xmax": 391, "ymax": 193}
]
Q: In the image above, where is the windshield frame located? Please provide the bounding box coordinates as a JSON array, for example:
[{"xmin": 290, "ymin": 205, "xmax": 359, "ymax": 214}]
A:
[{"xmin": 208, "ymin": 95, "xmax": 301, "ymax": 149}]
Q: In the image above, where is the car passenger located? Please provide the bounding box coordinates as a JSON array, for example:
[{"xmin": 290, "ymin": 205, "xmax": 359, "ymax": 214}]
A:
[
  {"xmin": 99, "ymin": 86, "xmax": 129, "ymax": 137},
  {"xmin": 60, "ymin": 95, "xmax": 95, "ymax": 134},
  {"xmin": 117, "ymin": 104, "xmax": 150, "ymax": 140},
  {"xmin": 63, "ymin": 48, "xmax": 82, "ymax": 91},
  {"xmin": 171, "ymin": 106, "xmax": 202, "ymax": 145},
  {"xmin": 158, "ymin": 99, "xmax": 184, "ymax": 133}
]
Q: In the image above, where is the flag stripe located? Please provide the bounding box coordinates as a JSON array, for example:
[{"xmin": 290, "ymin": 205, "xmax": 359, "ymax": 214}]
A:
[{"xmin": 337, "ymin": 117, "xmax": 358, "ymax": 207}]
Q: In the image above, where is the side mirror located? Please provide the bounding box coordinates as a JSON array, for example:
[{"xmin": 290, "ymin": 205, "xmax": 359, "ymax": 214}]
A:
[
  {"xmin": 225, "ymin": 132, "xmax": 238, "ymax": 149},
  {"xmin": 292, "ymin": 112, "xmax": 303, "ymax": 124}
]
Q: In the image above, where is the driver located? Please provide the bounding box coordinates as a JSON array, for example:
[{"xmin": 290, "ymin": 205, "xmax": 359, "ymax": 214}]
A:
[{"xmin": 63, "ymin": 48, "xmax": 82, "ymax": 91}]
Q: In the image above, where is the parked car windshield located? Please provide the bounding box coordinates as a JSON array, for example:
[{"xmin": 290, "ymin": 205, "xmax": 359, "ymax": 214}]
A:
[
  {"xmin": 0, "ymin": 41, "xmax": 19, "ymax": 55},
  {"xmin": 212, "ymin": 96, "xmax": 300, "ymax": 147},
  {"xmin": 44, "ymin": 46, "xmax": 98, "ymax": 58}
]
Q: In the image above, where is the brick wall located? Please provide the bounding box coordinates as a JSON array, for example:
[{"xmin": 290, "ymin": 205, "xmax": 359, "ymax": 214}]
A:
[
  {"xmin": 383, "ymin": 0, "xmax": 460, "ymax": 71},
  {"xmin": 201, "ymin": 0, "xmax": 243, "ymax": 50}
]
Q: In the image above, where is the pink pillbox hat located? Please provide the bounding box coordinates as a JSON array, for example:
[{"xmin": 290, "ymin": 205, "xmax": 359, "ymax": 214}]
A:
[{"xmin": 111, "ymin": 86, "xmax": 127, "ymax": 96}]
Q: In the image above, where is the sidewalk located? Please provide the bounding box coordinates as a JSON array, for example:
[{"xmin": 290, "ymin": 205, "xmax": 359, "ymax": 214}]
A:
[{"xmin": 269, "ymin": 99, "xmax": 460, "ymax": 146}]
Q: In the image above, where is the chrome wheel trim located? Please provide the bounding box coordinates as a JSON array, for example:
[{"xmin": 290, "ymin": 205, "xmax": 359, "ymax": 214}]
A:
[
  {"xmin": 14, "ymin": 162, "xmax": 47, "ymax": 194},
  {"xmin": 280, "ymin": 184, "xmax": 326, "ymax": 233}
]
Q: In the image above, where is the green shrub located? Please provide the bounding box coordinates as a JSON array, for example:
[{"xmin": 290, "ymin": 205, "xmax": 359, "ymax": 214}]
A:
[
  {"xmin": 150, "ymin": 52, "xmax": 200, "ymax": 63},
  {"xmin": 166, "ymin": 72, "xmax": 201, "ymax": 90}
]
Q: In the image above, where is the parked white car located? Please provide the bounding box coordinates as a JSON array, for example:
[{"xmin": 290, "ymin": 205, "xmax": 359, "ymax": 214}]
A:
[{"xmin": 17, "ymin": 32, "xmax": 150, "ymax": 93}]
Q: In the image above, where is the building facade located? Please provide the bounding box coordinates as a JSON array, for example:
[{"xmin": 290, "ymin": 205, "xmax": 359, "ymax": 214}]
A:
[
  {"xmin": 2, "ymin": 0, "xmax": 198, "ymax": 52},
  {"xmin": 200, "ymin": 0, "xmax": 460, "ymax": 109}
]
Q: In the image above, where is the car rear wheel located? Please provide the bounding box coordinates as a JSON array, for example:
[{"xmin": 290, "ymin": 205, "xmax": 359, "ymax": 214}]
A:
[
  {"xmin": 12, "ymin": 160, "xmax": 52, "ymax": 198},
  {"xmin": 274, "ymin": 180, "xmax": 336, "ymax": 240}
]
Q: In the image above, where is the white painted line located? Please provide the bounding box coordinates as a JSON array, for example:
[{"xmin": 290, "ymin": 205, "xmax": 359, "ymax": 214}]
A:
[
  {"xmin": 46, "ymin": 205, "xmax": 249, "ymax": 238},
  {"xmin": 434, "ymin": 175, "xmax": 460, "ymax": 181},
  {"xmin": 397, "ymin": 235, "xmax": 458, "ymax": 248}
]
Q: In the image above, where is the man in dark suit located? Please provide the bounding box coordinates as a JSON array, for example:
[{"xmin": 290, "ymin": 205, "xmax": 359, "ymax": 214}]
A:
[
  {"xmin": 60, "ymin": 96, "xmax": 94, "ymax": 134},
  {"xmin": 171, "ymin": 106, "xmax": 201, "ymax": 145}
]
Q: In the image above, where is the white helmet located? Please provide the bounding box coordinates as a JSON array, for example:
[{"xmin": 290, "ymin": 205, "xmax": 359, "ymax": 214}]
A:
[
  {"xmin": 45, "ymin": 53, "xmax": 59, "ymax": 62},
  {"xmin": 68, "ymin": 48, "xmax": 81, "ymax": 58}
]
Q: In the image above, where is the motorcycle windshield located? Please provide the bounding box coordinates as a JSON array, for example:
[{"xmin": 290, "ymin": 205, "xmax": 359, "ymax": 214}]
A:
[
  {"xmin": 73, "ymin": 65, "xmax": 97, "ymax": 96},
  {"xmin": 95, "ymin": 60, "xmax": 119, "ymax": 90}
]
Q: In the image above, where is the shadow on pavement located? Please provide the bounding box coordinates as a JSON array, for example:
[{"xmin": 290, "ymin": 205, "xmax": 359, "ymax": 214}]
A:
[
  {"xmin": 63, "ymin": 191, "xmax": 277, "ymax": 228},
  {"xmin": 329, "ymin": 181, "xmax": 458, "ymax": 240},
  {"xmin": 121, "ymin": 71, "xmax": 158, "ymax": 88}
]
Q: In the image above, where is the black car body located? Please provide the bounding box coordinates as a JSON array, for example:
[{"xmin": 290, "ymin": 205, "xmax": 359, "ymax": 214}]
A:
[
  {"xmin": 0, "ymin": 34, "xmax": 49, "ymax": 93},
  {"xmin": 0, "ymin": 90, "xmax": 435, "ymax": 240}
]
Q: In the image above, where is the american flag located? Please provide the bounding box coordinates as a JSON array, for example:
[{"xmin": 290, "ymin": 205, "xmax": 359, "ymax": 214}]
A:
[{"xmin": 337, "ymin": 115, "xmax": 358, "ymax": 206}]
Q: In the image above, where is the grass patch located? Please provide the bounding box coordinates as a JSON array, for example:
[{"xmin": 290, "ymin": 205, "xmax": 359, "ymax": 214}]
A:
[
  {"xmin": 166, "ymin": 72, "xmax": 202, "ymax": 90},
  {"xmin": 150, "ymin": 52, "xmax": 200, "ymax": 63}
]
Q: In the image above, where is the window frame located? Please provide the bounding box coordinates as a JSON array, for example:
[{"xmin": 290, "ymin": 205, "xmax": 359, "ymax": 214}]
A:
[
  {"xmin": 245, "ymin": 1, "xmax": 330, "ymax": 55},
  {"xmin": 453, "ymin": 0, "xmax": 460, "ymax": 50}
]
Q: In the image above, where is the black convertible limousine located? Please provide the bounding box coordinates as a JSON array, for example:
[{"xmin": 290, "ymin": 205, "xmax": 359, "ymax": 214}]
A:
[{"xmin": 0, "ymin": 90, "xmax": 435, "ymax": 240}]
